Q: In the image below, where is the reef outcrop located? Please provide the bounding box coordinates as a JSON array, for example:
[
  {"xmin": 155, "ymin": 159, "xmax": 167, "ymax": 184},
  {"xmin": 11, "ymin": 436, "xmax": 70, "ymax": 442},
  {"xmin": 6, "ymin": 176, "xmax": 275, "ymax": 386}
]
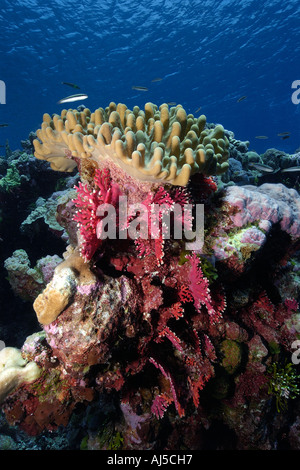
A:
[{"xmin": 1, "ymin": 104, "xmax": 300, "ymax": 450}]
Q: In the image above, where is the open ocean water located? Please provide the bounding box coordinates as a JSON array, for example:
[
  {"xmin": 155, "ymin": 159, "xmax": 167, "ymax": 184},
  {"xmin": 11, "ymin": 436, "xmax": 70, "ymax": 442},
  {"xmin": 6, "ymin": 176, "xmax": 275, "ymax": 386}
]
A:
[{"xmin": 0, "ymin": 0, "xmax": 300, "ymax": 154}]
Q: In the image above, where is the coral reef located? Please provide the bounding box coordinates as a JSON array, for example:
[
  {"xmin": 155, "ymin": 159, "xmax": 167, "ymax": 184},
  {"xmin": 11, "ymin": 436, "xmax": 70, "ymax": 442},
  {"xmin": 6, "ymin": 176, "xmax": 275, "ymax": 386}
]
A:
[
  {"xmin": 224, "ymin": 183, "xmax": 300, "ymax": 239},
  {"xmin": 1, "ymin": 107, "xmax": 300, "ymax": 450},
  {"xmin": 4, "ymin": 249, "xmax": 62, "ymax": 302},
  {"xmin": 0, "ymin": 146, "xmax": 76, "ymax": 348},
  {"xmin": 20, "ymin": 189, "xmax": 77, "ymax": 241}
]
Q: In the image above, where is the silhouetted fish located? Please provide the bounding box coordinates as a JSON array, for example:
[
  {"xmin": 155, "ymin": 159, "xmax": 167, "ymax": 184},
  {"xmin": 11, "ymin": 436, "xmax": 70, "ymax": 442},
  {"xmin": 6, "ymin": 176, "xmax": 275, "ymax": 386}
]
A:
[
  {"xmin": 255, "ymin": 135, "xmax": 268, "ymax": 139},
  {"xmin": 281, "ymin": 135, "xmax": 290, "ymax": 140},
  {"xmin": 0, "ymin": 124, "xmax": 8, "ymax": 127},
  {"xmin": 132, "ymin": 86, "xmax": 148, "ymax": 91},
  {"xmin": 249, "ymin": 163, "xmax": 275, "ymax": 173},
  {"xmin": 151, "ymin": 78, "xmax": 162, "ymax": 82},
  {"xmin": 281, "ymin": 166, "xmax": 300, "ymax": 173},
  {"xmin": 237, "ymin": 95, "xmax": 247, "ymax": 102},
  {"xmin": 61, "ymin": 82, "xmax": 80, "ymax": 89},
  {"xmin": 57, "ymin": 93, "xmax": 88, "ymax": 104},
  {"xmin": 277, "ymin": 132, "xmax": 290, "ymax": 136}
]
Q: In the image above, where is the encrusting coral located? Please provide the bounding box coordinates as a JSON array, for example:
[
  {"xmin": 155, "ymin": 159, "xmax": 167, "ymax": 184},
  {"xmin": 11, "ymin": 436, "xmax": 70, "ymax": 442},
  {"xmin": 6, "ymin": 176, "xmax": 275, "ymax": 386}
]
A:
[
  {"xmin": 0, "ymin": 347, "xmax": 41, "ymax": 404},
  {"xmin": 33, "ymin": 248, "xmax": 97, "ymax": 325},
  {"xmin": 33, "ymin": 102, "xmax": 229, "ymax": 186}
]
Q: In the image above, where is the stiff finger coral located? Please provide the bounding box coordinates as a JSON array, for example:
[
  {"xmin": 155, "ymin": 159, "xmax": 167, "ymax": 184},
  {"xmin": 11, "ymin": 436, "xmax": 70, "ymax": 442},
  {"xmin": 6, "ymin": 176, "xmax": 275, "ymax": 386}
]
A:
[{"xmin": 33, "ymin": 102, "xmax": 229, "ymax": 186}]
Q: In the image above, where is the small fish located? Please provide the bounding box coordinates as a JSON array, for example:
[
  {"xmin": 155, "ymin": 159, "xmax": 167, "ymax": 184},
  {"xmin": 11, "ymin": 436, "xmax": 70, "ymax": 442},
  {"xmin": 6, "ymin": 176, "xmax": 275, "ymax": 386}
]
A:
[
  {"xmin": 237, "ymin": 95, "xmax": 247, "ymax": 102},
  {"xmin": 0, "ymin": 124, "xmax": 8, "ymax": 127},
  {"xmin": 166, "ymin": 102, "xmax": 177, "ymax": 106},
  {"xmin": 61, "ymin": 81, "xmax": 80, "ymax": 89},
  {"xmin": 281, "ymin": 166, "xmax": 300, "ymax": 173},
  {"xmin": 132, "ymin": 86, "xmax": 148, "ymax": 91},
  {"xmin": 249, "ymin": 163, "xmax": 275, "ymax": 173},
  {"xmin": 194, "ymin": 107, "xmax": 202, "ymax": 114},
  {"xmin": 151, "ymin": 77, "xmax": 162, "ymax": 82},
  {"xmin": 277, "ymin": 132, "xmax": 290, "ymax": 136},
  {"xmin": 57, "ymin": 93, "xmax": 88, "ymax": 104},
  {"xmin": 281, "ymin": 135, "xmax": 290, "ymax": 140},
  {"xmin": 255, "ymin": 135, "xmax": 268, "ymax": 139}
]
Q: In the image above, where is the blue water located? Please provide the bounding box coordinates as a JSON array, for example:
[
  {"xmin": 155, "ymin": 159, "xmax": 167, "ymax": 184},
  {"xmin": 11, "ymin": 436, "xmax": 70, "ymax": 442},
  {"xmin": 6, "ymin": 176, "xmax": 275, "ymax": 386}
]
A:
[{"xmin": 0, "ymin": 0, "xmax": 300, "ymax": 155}]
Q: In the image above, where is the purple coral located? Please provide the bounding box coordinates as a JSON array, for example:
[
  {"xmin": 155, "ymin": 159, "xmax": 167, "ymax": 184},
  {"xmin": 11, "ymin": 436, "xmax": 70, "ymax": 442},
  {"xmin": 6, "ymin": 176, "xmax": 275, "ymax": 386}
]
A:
[
  {"xmin": 224, "ymin": 183, "xmax": 300, "ymax": 239},
  {"xmin": 240, "ymin": 227, "xmax": 266, "ymax": 247}
]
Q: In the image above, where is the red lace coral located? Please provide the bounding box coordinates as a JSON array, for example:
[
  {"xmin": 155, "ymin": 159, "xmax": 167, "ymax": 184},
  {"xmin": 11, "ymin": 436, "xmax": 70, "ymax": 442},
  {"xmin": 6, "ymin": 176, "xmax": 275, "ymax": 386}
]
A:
[
  {"xmin": 149, "ymin": 357, "xmax": 185, "ymax": 418},
  {"xmin": 187, "ymin": 253, "xmax": 223, "ymax": 324},
  {"xmin": 284, "ymin": 298, "xmax": 299, "ymax": 314},
  {"xmin": 133, "ymin": 186, "xmax": 193, "ymax": 265},
  {"xmin": 73, "ymin": 168, "xmax": 121, "ymax": 261}
]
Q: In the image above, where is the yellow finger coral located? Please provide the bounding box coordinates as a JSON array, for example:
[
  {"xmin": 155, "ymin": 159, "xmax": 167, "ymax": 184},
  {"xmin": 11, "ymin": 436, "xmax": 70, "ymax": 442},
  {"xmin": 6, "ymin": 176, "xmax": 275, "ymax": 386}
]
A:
[{"xmin": 33, "ymin": 102, "xmax": 229, "ymax": 186}]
